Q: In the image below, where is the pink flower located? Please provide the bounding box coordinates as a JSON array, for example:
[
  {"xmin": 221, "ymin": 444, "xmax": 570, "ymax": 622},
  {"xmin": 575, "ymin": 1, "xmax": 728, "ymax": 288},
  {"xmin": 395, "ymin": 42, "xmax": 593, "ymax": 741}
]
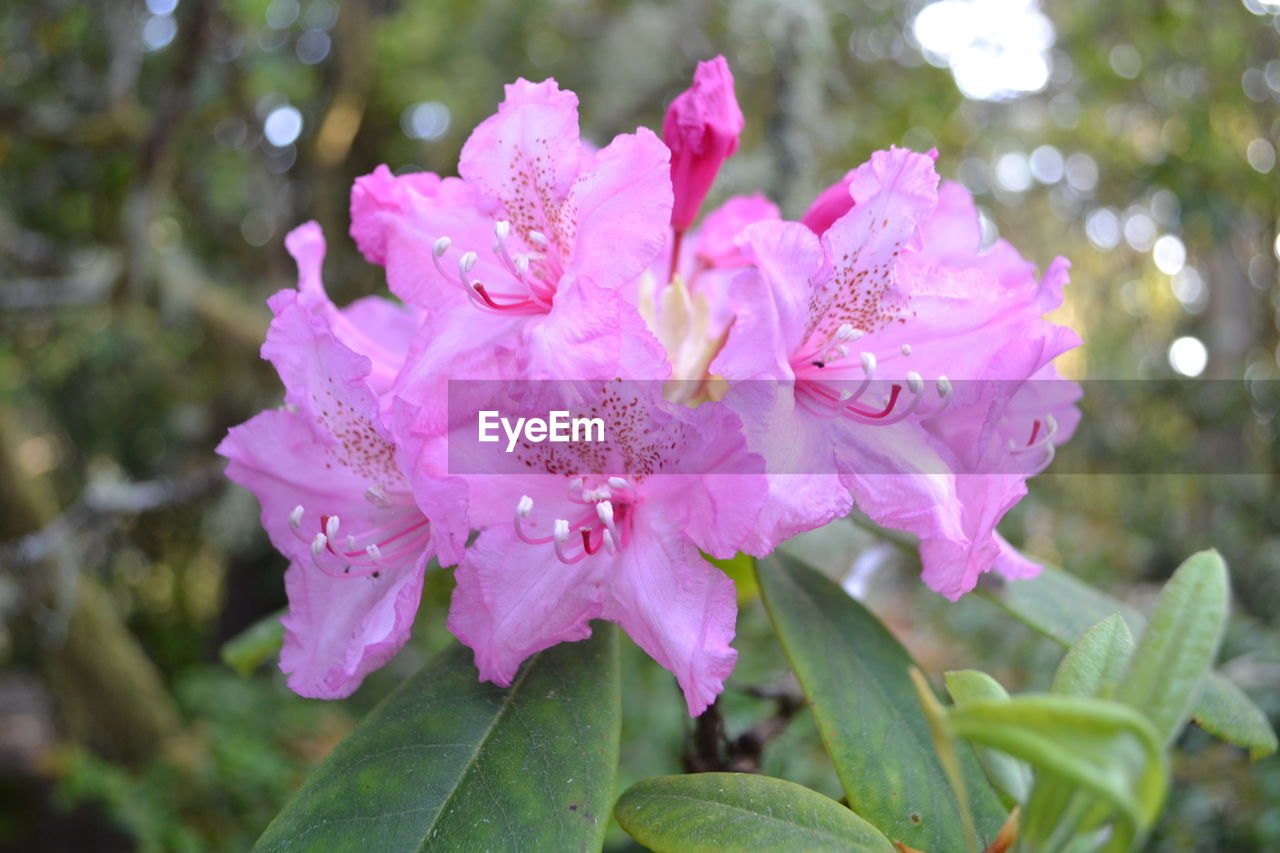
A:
[
  {"xmin": 218, "ymin": 223, "xmax": 467, "ymax": 698},
  {"xmin": 713, "ymin": 147, "xmax": 1079, "ymax": 598},
  {"xmin": 355, "ymin": 79, "xmax": 672, "ymax": 383},
  {"xmin": 447, "ymin": 385, "xmax": 766, "ymax": 715},
  {"xmin": 663, "ymin": 56, "xmax": 745, "ymax": 231}
]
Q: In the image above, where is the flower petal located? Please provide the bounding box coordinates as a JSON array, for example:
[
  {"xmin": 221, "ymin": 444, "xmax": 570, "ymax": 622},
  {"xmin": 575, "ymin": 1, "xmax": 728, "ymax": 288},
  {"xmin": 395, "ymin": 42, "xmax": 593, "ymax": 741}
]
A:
[
  {"xmin": 601, "ymin": 531, "xmax": 738, "ymax": 716},
  {"xmin": 448, "ymin": 528, "xmax": 605, "ymax": 686}
]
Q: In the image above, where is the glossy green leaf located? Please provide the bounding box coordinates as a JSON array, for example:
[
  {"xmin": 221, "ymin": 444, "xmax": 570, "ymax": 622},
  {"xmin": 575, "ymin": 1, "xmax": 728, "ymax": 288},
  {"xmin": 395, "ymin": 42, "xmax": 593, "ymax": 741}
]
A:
[
  {"xmin": 944, "ymin": 671, "xmax": 1032, "ymax": 806},
  {"xmin": 255, "ymin": 626, "xmax": 619, "ymax": 852},
  {"xmin": 978, "ymin": 559, "xmax": 1276, "ymax": 758},
  {"xmin": 943, "ymin": 694, "xmax": 1167, "ymax": 853},
  {"xmin": 1114, "ymin": 550, "xmax": 1228, "ymax": 746},
  {"xmin": 1050, "ymin": 614, "xmax": 1134, "ymax": 698},
  {"xmin": 220, "ymin": 609, "xmax": 285, "ymax": 677},
  {"xmin": 614, "ymin": 773, "xmax": 896, "ymax": 853},
  {"xmin": 756, "ymin": 554, "xmax": 1006, "ymax": 851}
]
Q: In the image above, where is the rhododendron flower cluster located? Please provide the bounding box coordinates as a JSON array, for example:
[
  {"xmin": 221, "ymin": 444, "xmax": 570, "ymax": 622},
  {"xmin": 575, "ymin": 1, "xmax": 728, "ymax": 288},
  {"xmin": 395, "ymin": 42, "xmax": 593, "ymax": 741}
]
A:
[{"xmin": 220, "ymin": 56, "xmax": 1080, "ymax": 714}]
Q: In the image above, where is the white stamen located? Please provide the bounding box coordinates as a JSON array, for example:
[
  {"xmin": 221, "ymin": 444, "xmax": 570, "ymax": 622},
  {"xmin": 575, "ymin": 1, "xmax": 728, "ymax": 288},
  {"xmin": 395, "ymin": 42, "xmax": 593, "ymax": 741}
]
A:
[
  {"xmin": 860, "ymin": 352, "xmax": 877, "ymax": 375},
  {"xmin": 325, "ymin": 515, "xmax": 340, "ymax": 541},
  {"xmin": 345, "ymin": 535, "xmax": 357, "ymax": 552},
  {"xmin": 289, "ymin": 505, "xmax": 304, "ymax": 529},
  {"xmin": 494, "ymin": 220, "xmax": 510, "ymax": 240},
  {"xmin": 458, "ymin": 252, "xmax": 478, "ymax": 281},
  {"xmin": 433, "ymin": 236, "xmax": 452, "ymax": 257},
  {"xmin": 528, "ymin": 230, "xmax": 548, "ymax": 247},
  {"xmin": 608, "ymin": 477, "xmax": 628, "ymax": 490},
  {"xmin": 1007, "ymin": 438, "xmax": 1018, "ymax": 451},
  {"xmin": 839, "ymin": 389, "xmax": 853, "ymax": 401},
  {"xmin": 517, "ymin": 495, "xmax": 533, "ymax": 518},
  {"xmin": 365, "ymin": 544, "xmax": 383, "ymax": 562},
  {"xmin": 602, "ymin": 528, "xmax": 617, "ymax": 554},
  {"xmin": 364, "ymin": 486, "xmax": 391, "ymax": 508},
  {"xmin": 553, "ymin": 519, "xmax": 570, "ymax": 543},
  {"xmin": 832, "ymin": 345, "xmax": 849, "ymax": 360},
  {"xmin": 906, "ymin": 371, "xmax": 923, "ymax": 395},
  {"xmin": 936, "ymin": 376, "xmax": 952, "ymax": 397},
  {"xmin": 311, "ymin": 533, "xmax": 328, "ymax": 558},
  {"xmin": 1045, "ymin": 414, "xmax": 1058, "ymax": 435},
  {"xmin": 901, "ymin": 344, "xmax": 912, "ymax": 356},
  {"xmin": 514, "ymin": 254, "xmax": 529, "ymax": 276},
  {"xmin": 596, "ymin": 500, "xmax": 617, "ymax": 538}
]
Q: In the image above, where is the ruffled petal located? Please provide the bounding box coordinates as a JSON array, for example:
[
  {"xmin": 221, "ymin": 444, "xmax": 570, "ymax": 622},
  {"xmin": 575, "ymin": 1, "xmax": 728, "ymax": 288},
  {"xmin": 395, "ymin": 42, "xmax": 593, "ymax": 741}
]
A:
[
  {"xmin": 448, "ymin": 527, "xmax": 605, "ymax": 686},
  {"xmin": 601, "ymin": 530, "xmax": 738, "ymax": 715},
  {"xmin": 566, "ymin": 127, "xmax": 673, "ymax": 290}
]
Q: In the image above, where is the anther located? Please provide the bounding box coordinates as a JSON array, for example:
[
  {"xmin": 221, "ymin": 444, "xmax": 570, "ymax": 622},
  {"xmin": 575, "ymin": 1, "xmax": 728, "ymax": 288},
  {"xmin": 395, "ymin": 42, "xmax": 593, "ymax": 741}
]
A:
[
  {"xmin": 364, "ymin": 486, "xmax": 391, "ymax": 508},
  {"xmin": 596, "ymin": 500, "xmax": 617, "ymax": 538},
  {"xmin": 860, "ymin": 352, "xmax": 877, "ymax": 375},
  {"xmin": 607, "ymin": 477, "xmax": 628, "ymax": 490},
  {"xmin": 528, "ymin": 230, "xmax": 548, "ymax": 248},
  {"xmin": 494, "ymin": 220, "xmax": 511, "ymax": 240},
  {"xmin": 517, "ymin": 495, "xmax": 533, "ymax": 518},
  {"xmin": 289, "ymin": 505, "xmax": 304, "ymax": 529},
  {"xmin": 365, "ymin": 544, "xmax": 383, "ymax": 562},
  {"xmin": 325, "ymin": 515, "xmax": 340, "ymax": 541},
  {"xmin": 936, "ymin": 376, "xmax": 952, "ymax": 397},
  {"xmin": 906, "ymin": 372, "xmax": 923, "ymax": 395},
  {"xmin": 458, "ymin": 251, "xmax": 477, "ymax": 280},
  {"xmin": 311, "ymin": 533, "xmax": 328, "ymax": 558},
  {"xmin": 901, "ymin": 344, "xmax": 912, "ymax": 356},
  {"xmin": 433, "ymin": 236, "xmax": 452, "ymax": 257}
]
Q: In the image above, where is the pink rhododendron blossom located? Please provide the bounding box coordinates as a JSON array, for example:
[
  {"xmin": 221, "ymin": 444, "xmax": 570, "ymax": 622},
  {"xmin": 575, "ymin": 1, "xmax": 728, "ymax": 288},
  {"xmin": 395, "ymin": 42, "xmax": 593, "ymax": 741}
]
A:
[
  {"xmin": 218, "ymin": 223, "xmax": 466, "ymax": 698},
  {"xmin": 663, "ymin": 56, "xmax": 745, "ymax": 231},
  {"xmin": 713, "ymin": 147, "xmax": 1079, "ymax": 598},
  {"xmin": 356, "ymin": 79, "xmax": 672, "ymax": 384},
  {"xmin": 448, "ymin": 385, "xmax": 766, "ymax": 715}
]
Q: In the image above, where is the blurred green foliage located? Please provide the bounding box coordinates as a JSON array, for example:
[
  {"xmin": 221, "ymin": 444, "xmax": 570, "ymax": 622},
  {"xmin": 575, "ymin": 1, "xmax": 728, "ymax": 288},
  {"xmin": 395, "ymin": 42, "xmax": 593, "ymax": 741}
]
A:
[{"xmin": 1, "ymin": 0, "xmax": 1278, "ymax": 850}]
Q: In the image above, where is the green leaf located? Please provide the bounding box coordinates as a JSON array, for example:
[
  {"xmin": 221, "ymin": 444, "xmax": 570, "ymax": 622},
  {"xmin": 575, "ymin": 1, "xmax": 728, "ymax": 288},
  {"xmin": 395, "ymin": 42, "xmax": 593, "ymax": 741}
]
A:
[
  {"xmin": 1050, "ymin": 614, "xmax": 1134, "ymax": 698},
  {"xmin": 220, "ymin": 609, "xmax": 285, "ymax": 677},
  {"xmin": 1114, "ymin": 550, "xmax": 1228, "ymax": 747},
  {"xmin": 943, "ymin": 694, "xmax": 1167, "ymax": 853},
  {"xmin": 614, "ymin": 773, "xmax": 896, "ymax": 853},
  {"xmin": 255, "ymin": 626, "xmax": 619, "ymax": 852},
  {"xmin": 944, "ymin": 671, "xmax": 1032, "ymax": 807},
  {"xmin": 978, "ymin": 559, "xmax": 1276, "ymax": 759},
  {"xmin": 756, "ymin": 554, "xmax": 1006, "ymax": 851},
  {"xmin": 705, "ymin": 551, "xmax": 760, "ymax": 603}
]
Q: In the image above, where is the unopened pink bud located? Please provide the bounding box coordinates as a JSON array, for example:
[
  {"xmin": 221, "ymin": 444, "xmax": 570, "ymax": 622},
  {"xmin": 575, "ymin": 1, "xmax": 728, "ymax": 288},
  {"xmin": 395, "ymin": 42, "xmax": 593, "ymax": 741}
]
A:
[
  {"xmin": 662, "ymin": 56, "xmax": 744, "ymax": 231},
  {"xmin": 800, "ymin": 173, "xmax": 855, "ymax": 236}
]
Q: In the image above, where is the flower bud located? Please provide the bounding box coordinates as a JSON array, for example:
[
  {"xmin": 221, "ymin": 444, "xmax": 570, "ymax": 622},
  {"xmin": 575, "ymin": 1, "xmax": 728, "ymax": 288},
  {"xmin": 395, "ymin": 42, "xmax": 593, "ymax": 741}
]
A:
[
  {"xmin": 800, "ymin": 173, "xmax": 855, "ymax": 236},
  {"xmin": 662, "ymin": 56, "xmax": 744, "ymax": 231}
]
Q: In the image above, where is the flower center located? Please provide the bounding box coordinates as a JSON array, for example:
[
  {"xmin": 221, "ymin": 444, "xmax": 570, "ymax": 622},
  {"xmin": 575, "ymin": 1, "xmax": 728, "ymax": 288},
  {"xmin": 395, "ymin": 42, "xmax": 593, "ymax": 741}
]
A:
[
  {"xmin": 431, "ymin": 221, "xmax": 561, "ymax": 315},
  {"xmin": 512, "ymin": 476, "xmax": 640, "ymax": 564},
  {"xmin": 287, "ymin": 489, "xmax": 432, "ymax": 580}
]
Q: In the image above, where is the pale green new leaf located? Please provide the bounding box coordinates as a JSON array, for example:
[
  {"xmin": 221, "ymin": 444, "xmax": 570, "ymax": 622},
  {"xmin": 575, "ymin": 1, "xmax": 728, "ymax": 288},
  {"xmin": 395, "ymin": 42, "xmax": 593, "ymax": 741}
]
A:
[
  {"xmin": 1114, "ymin": 550, "xmax": 1228, "ymax": 746},
  {"xmin": 1050, "ymin": 613, "xmax": 1134, "ymax": 698},
  {"xmin": 943, "ymin": 694, "xmax": 1167, "ymax": 853},
  {"xmin": 945, "ymin": 670, "xmax": 1032, "ymax": 806},
  {"xmin": 977, "ymin": 556, "xmax": 1275, "ymax": 758}
]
